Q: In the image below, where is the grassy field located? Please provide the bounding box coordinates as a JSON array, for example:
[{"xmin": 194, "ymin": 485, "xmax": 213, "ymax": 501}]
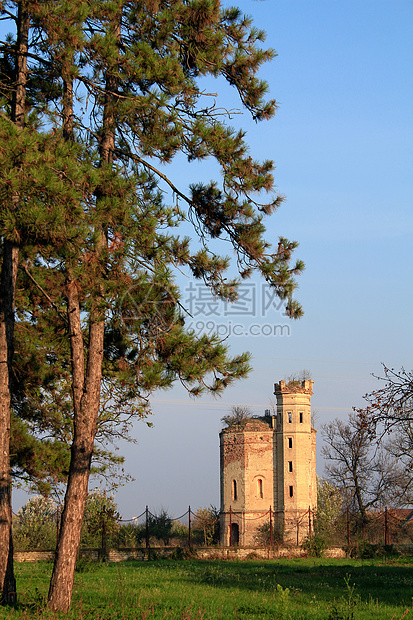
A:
[{"xmin": 1, "ymin": 557, "xmax": 412, "ymax": 619}]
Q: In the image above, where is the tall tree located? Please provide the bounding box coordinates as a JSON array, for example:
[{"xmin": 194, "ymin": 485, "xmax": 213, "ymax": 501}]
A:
[
  {"xmin": 1, "ymin": 0, "xmax": 305, "ymax": 610},
  {"xmin": 322, "ymin": 413, "xmax": 395, "ymax": 522},
  {"xmin": 1, "ymin": 1, "xmax": 96, "ymax": 599},
  {"xmin": 0, "ymin": 0, "xmax": 30, "ymax": 603}
]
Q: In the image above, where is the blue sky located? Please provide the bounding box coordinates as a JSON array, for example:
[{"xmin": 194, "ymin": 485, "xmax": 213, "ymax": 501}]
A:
[
  {"xmin": 9, "ymin": 0, "xmax": 413, "ymax": 518},
  {"xmin": 112, "ymin": 0, "xmax": 413, "ymax": 520}
]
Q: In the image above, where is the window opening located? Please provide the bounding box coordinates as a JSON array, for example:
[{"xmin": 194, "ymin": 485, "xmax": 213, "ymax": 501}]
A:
[
  {"xmin": 288, "ymin": 438, "xmax": 293, "ymax": 449},
  {"xmin": 258, "ymin": 479, "xmax": 263, "ymax": 499},
  {"xmin": 232, "ymin": 480, "xmax": 237, "ymax": 501},
  {"xmin": 299, "ymin": 412, "xmax": 303, "ymax": 423},
  {"xmin": 288, "ymin": 412, "xmax": 292, "ymax": 423},
  {"xmin": 288, "ymin": 461, "xmax": 293, "ymax": 472},
  {"xmin": 230, "ymin": 522, "xmax": 240, "ymax": 545},
  {"xmin": 289, "ymin": 485, "xmax": 294, "ymax": 498}
]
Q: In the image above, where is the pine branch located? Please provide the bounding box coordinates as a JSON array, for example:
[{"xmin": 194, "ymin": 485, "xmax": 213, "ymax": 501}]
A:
[{"xmin": 19, "ymin": 264, "xmax": 67, "ymax": 325}]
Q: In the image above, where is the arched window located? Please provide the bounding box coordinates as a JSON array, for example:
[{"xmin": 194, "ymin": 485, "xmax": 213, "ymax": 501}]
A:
[
  {"xmin": 257, "ymin": 478, "xmax": 263, "ymax": 499},
  {"xmin": 232, "ymin": 479, "xmax": 237, "ymax": 501}
]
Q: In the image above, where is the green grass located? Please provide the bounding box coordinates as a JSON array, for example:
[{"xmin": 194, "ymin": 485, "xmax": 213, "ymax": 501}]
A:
[{"xmin": 1, "ymin": 557, "xmax": 413, "ymax": 619}]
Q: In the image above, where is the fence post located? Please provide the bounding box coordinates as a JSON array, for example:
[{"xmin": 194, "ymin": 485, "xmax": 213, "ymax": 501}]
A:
[
  {"xmin": 145, "ymin": 506, "xmax": 150, "ymax": 550},
  {"xmin": 296, "ymin": 520, "xmax": 299, "ymax": 546},
  {"xmin": 101, "ymin": 508, "xmax": 107, "ymax": 560},
  {"xmin": 384, "ymin": 507, "xmax": 388, "ymax": 546},
  {"xmin": 346, "ymin": 505, "xmax": 350, "ymax": 546},
  {"xmin": 308, "ymin": 506, "xmax": 312, "ymax": 538},
  {"xmin": 269, "ymin": 507, "xmax": 273, "ymax": 548},
  {"xmin": 229, "ymin": 506, "xmax": 232, "ymax": 547},
  {"xmin": 188, "ymin": 506, "xmax": 191, "ymax": 548}
]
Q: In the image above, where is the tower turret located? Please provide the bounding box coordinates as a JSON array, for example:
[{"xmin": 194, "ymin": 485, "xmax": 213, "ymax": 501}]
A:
[{"xmin": 273, "ymin": 379, "xmax": 316, "ymax": 542}]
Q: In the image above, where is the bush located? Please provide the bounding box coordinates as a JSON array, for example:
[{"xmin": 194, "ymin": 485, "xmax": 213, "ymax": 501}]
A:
[
  {"xmin": 254, "ymin": 519, "xmax": 283, "ymax": 546},
  {"xmin": 13, "ymin": 496, "xmax": 57, "ymax": 551},
  {"xmin": 145, "ymin": 509, "xmax": 173, "ymax": 545},
  {"xmin": 191, "ymin": 506, "xmax": 220, "ymax": 546},
  {"xmin": 81, "ymin": 490, "xmax": 120, "ymax": 548},
  {"xmin": 114, "ymin": 523, "xmax": 143, "ymax": 548},
  {"xmin": 302, "ymin": 534, "xmax": 327, "ymax": 557},
  {"xmin": 348, "ymin": 541, "xmax": 400, "ymax": 559}
]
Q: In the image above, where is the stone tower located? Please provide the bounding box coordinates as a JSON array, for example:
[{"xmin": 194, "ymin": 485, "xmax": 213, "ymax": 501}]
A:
[{"xmin": 220, "ymin": 379, "xmax": 316, "ymax": 546}]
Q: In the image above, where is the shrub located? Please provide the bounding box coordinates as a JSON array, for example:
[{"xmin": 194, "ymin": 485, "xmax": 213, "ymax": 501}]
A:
[
  {"xmin": 302, "ymin": 534, "xmax": 327, "ymax": 557},
  {"xmin": 254, "ymin": 519, "xmax": 283, "ymax": 546},
  {"xmin": 191, "ymin": 506, "xmax": 220, "ymax": 546},
  {"xmin": 81, "ymin": 490, "xmax": 120, "ymax": 548},
  {"xmin": 13, "ymin": 496, "xmax": 57, "ymax": 550},
  {"xmin": 114, "ymin": 523, "xmax": 142, "ymax": 548}
]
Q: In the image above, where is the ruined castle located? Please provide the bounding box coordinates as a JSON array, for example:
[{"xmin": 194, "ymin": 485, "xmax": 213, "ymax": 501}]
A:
[{"xmin": 220, "ymin": 379, "xmax": 317, "ymax": 546}]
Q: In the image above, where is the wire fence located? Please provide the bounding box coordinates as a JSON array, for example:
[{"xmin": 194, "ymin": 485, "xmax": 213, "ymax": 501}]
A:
[
  {"xmin": 222, "ymin": 505, "xmax": 314, "ymax": 547},
  {"xmin": 12, "ymin": 504, "xmax": 413, "ymax": 552},
  {"xmin": 332, "ymin": 507, "xmax": 413, "ymax": 548}
]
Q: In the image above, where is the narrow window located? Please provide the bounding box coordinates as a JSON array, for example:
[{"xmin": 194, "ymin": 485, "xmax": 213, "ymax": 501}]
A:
[
  {"xmin": 288, "ymin": 437, "xmax": 293, "ymax": 449},
  {"xmin": 288, "ymin": 412, "xmax": 292, "ymax": 423},
  {"xmin": 288, "ymin": 461, "xmax": 293, "ymax": 472},
  {"xmin": 289, "ymin": 485, "xmax": 294, "ymax": 498},
  {"xmin": 232, "ymin": 480, "xmax": 237, "ymax": 501},
  {"xmin": 299, "ymin": 412, "xmax": 303, "ymax": 423},
  {"xmin": 258, "ymin": 479, "xmax": 263, "ymax": 499}
]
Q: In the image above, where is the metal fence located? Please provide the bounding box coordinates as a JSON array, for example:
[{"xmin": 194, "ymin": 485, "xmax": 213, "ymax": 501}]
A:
[{"xmin": 13, "ymin": 504, "xmax": 413, "ymax": 552}]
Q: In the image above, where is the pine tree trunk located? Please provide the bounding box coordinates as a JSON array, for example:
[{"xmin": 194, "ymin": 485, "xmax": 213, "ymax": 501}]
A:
[
  {"xmin": 47, "ymin": 307, "xmax": 104, "ymax": 612},
  {"xmin": 0, "ymin": 3, "xmax": 29, "ymax": 604},
  {"xmin": 47, "ymin": 20, "xmax": 118, "ymax": 608},
  {"xmin": 0, "ymin": 244, "xmax": 18, "ymax": 606}
]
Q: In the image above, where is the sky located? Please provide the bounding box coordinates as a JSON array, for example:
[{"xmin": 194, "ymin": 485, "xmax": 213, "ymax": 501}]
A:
[{"xmin": 9, "ymin": 1, "xmax": 413, "ymax": 519}]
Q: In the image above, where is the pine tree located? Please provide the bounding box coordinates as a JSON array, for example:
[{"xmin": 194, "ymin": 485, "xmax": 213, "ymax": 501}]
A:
[
  {"xmin": 0, "ymin": 0, "xmax": 30, "ymax": 603},
  {"xmin": 1, "ymin": 0, "xmax": 305, "ymax": 609}
]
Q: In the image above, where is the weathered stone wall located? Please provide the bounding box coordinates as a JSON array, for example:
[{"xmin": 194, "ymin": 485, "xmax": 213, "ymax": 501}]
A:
[
  {"xmin": 14, "ymin": 546, "xmax": 348, "ymax": 563},
  {"xmin": 220, "ymin": 419, "xmax": 274, "ymax": 546}
]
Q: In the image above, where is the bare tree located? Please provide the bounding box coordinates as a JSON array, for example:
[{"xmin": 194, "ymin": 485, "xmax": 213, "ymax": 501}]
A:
[
  {"xmin": 355, "ymin": 366, "xmax": 413, "ymax": 507},
  {"xmin": 356, "ymin": 366, "xmax": 413, "ymax": 434},
  {"xmin": 382, "ymin": 419, "xmax": 413, "ymax": 506},
  {"xmin": 221, "ymin": 405, "xmax": 253, "ymax": 427},
  {"xmin": 284, "ymin": 369, "xmax": 312, "ymax": 384},
  {"xmin": 322, "ymin": 414, "xmax": 395, "ymax": 522}
]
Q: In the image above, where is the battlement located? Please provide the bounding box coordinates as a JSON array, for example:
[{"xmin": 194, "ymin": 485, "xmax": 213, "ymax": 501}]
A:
[
  {"xmin": 220, "ymin": 417, "xmax": 272, "ymax": 433},
  {"xmin": 274, "ymin": 379, "xmax": 314, "ymax": 395}
]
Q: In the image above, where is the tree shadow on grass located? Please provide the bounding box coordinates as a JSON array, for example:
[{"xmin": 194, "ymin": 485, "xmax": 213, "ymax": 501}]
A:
[{"xmin": 132, "ymin": 557, "xmax": 413, "ymax": 608}]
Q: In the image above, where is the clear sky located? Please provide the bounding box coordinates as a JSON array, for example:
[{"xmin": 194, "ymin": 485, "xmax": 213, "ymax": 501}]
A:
[{"xmin": 10, "ymin": 0, "xmax": 413, "ymax": 519}]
